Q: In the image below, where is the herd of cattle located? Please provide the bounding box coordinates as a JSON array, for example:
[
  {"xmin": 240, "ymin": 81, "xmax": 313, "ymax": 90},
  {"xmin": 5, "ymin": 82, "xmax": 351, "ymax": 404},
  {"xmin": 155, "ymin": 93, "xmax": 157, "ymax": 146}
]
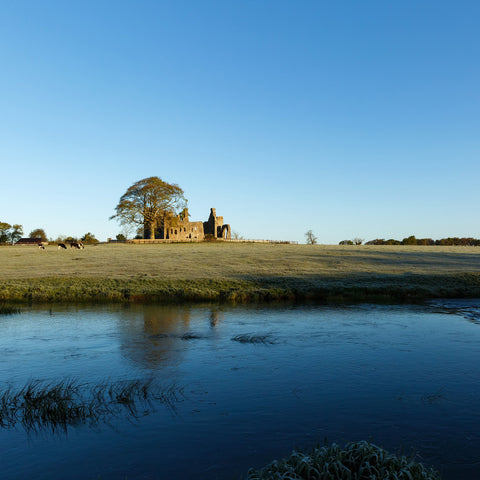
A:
[{"xmin": 38, "ymin": 242, "xmax": 84, "ymax": 250}]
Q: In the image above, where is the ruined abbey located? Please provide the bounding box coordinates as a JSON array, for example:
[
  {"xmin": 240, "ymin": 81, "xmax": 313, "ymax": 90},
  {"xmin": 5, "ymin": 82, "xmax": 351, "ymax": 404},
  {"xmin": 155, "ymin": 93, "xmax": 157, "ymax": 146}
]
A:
[{"xmin": 146, "ymin": 208, "xmax": 231, "ymax": 241}]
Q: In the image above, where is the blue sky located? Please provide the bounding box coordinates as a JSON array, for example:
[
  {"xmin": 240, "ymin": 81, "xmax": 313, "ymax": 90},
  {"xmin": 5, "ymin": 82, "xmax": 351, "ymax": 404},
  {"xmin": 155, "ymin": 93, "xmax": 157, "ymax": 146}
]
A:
[{"xmin": 1, "ymin": 1, "xmax": 478, "ymax": 243}]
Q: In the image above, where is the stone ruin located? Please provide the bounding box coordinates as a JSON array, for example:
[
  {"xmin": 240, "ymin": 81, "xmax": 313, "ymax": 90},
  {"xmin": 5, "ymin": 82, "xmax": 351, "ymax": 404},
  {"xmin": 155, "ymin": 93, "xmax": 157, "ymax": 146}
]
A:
[{"xmin": 145, "ymin": 208, "xmax": 231, "ymax": 241}]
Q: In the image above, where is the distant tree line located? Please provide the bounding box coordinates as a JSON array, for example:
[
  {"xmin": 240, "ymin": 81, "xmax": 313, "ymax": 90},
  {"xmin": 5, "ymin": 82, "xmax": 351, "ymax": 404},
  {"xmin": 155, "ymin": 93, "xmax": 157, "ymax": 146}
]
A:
[
  {"xmin": 340, "ymin": 235, "xmax": 480, "ymax": 246},
  {"xmin": 339, "ymin": 237, "xmax": 364, "ymax": 245},
  {"xmin": 0, "ymin": 221, "xmax": 99, "ymax": 245},
  {"xmin": 49, "ymin": 232, "xmax": 99, "ymax": 244}
]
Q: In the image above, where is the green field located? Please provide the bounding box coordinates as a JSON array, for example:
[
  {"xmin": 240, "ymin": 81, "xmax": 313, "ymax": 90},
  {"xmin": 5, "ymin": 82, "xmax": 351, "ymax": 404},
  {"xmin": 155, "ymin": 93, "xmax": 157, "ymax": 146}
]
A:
[{"xmin": 1, "ymin": 243, "xmax": 480, "ymax": 304}]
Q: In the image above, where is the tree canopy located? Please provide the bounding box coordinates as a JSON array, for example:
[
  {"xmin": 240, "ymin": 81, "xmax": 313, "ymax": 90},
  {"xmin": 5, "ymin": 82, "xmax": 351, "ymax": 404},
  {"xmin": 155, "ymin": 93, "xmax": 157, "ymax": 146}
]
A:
[
  {"xmin": 81, "ymin": 232, "xmax": 99, "ymax": 244},
  {"xmin": 29, "ymin": 228, "xmax": 47, "ymax": 242},
  {"xmin": 0, "ymin": 223, "xmax": 24, "ymax": 244},
  {"xmin": 10, "ymin": 224, "xmax": 23, "ymax": 243},
  {"xmin": 110, "ymin": 177, "xmax": 187, "ymax": 239},
  {"xmin": 0, "ymin": 223, "xmax": 24, "ymax": 243},
  {"xmin": 0, "ymin": 222, "xmax": 12, "ymax": 243}
]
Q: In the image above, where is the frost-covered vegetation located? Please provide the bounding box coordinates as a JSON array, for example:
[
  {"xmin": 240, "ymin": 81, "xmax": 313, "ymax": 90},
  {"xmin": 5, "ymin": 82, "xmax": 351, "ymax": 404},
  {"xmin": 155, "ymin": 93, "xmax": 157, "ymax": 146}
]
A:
[
  {"xmin": 0, "ymin": 379, "xmax": 183, "ymax": 432},
  {"xmin": 0, "ymin": 243, "xmax": 479, "ymax": 303},
  {"xmin": 246, "ymin": 441, "xmax": 440, "ymax": 480}
]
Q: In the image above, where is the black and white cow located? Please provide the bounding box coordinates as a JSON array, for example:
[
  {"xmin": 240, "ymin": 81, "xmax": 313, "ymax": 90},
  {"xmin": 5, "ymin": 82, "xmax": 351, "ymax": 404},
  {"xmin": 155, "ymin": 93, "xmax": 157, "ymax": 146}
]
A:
[{"xmin": 58, "ymin": 243, "xmax": 67, "ymax": 250}]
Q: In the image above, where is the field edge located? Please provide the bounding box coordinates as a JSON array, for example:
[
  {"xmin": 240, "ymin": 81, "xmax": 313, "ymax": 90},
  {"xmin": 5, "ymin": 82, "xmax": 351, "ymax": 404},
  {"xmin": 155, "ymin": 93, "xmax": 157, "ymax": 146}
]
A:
[{"xmin": 1, "ymin": 273, "xmax": 480, "ymax": 305}]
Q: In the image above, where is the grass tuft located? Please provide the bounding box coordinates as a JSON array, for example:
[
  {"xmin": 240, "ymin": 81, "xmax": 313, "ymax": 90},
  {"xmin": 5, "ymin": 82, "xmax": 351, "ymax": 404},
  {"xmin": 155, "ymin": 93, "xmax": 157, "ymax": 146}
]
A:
[
  {"xmin": 246, "ymin": 440, "xmax": 441, "ymax": 479},
  {"xmin": 0, "ymin": 305, "xmax": 21, "ymax": 315},
  {"xmin": 0, "ymin": 378, "xmax": 184, "ymax": 432}
]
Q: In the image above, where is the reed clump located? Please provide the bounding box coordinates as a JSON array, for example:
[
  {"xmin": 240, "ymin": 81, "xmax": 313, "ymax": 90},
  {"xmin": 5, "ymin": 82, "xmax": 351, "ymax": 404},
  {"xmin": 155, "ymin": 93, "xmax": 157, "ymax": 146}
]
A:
[
  {"xmin": 246, "ymin": 440, "xmax": 440, "ymax": 479},
  {"xmin": 0, "ymin": 378, "xmax": 184, "ymax": 432},
  {"xmin": 0, "ymin": 305, "xmax": 21, "ymax": 315}
]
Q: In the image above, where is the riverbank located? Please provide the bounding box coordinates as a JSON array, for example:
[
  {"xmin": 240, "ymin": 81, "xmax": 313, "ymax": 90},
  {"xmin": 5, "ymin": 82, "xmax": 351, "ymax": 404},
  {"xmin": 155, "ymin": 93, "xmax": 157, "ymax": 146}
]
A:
[{"xmin": 1, "ymin": 243, "xmax": 480, "ymax": 304}]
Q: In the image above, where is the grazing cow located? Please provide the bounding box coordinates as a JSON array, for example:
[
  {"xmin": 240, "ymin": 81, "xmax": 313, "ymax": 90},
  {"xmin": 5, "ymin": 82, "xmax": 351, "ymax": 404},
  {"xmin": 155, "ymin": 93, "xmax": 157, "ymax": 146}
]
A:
[
  {"xmin": 38, "ymin": 243, "xmax": 46, "ymax": 250},
  {"xmin": 58, "ymin": 243, "xmax": 67, "ymax": 250},
  {"xmin": 70, "ymin": 242, "xmax": 84, "ymax": 249}
]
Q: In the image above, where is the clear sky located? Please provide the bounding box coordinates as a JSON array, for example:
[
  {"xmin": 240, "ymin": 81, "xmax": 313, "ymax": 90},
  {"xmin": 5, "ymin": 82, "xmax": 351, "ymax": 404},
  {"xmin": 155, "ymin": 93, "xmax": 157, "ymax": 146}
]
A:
[{"xmin": 1, "ymin": 1, "xmax": 478, "ymax": 244}]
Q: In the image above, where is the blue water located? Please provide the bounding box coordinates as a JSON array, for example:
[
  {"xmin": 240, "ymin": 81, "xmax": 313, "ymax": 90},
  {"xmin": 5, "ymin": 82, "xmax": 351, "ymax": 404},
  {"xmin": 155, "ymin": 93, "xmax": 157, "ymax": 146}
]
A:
[{"xmin": 1, "ymin": 302, "xmax": 479, "ymax": 479}]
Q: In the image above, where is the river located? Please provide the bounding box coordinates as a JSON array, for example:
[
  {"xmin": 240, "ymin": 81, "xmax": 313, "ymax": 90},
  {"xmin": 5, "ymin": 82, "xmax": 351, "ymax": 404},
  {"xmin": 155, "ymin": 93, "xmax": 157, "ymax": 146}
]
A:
[{"xmin": 1, "ymin": 301, "xmax": 479, "ymax": 479}]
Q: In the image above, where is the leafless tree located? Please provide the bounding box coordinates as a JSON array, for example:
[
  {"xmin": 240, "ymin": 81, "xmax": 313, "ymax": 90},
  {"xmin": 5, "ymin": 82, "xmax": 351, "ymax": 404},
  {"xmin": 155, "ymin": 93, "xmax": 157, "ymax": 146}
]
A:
[
  {"xmin": 305, "ymin": 230, "xmax": 317, "ymax": 245},
  {"xmin": 231, "ymin": 231, "xmax": 244, "ymax": 241}
]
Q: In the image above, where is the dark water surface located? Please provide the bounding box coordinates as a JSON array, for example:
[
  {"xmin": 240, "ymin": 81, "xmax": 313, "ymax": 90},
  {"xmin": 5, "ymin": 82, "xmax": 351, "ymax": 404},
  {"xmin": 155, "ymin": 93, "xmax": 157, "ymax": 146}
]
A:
[{"xmin": 1, "ymin": 302, "xmax": 480, "ymax": 479}]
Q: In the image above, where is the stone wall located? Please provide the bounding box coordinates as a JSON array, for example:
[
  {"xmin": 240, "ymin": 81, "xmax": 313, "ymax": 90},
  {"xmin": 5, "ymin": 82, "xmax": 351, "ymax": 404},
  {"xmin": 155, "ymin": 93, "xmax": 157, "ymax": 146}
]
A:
[{"xmin": 162, "ymin": 220, "xmax": 204, "ymax": 241}]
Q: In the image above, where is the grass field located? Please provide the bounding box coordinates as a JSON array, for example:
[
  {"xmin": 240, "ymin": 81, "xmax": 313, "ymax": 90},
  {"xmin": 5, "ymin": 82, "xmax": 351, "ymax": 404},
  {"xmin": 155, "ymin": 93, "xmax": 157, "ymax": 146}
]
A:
[{"xmin": 1, "ymin": 242, "xmax": 480, "ymax": 303}]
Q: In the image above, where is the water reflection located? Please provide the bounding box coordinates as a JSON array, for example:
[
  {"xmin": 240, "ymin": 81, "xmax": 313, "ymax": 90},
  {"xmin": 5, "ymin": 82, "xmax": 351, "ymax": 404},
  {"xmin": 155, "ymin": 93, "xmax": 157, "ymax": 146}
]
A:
[
  {"xmin": 209, "ymin": 309, "xmax": 220, "ymax": 327},
  {"xmin": 116, "ymin": 305, "xmax": 225, "ymax": 369},
  {"xmin": 116, "ymin": 305, "xmax": 188, "ymax": 369}
]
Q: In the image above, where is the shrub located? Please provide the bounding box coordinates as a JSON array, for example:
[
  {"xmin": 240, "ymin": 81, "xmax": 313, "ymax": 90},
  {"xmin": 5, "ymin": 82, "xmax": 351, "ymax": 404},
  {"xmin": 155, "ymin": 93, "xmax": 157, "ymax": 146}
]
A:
[
  {"xmin": 81, "ymin": 232, "xmax": 99, "ymax": 244},
  {"xmin": 246, "ymin": 441, "xmax": 440, "ymax": 480}
]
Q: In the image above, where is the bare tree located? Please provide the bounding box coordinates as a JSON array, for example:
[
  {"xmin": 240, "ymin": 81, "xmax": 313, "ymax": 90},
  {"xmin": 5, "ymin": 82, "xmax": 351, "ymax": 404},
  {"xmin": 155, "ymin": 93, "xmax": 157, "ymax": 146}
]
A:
[
  {"xmin": 231, "ymin": 231, "xmax": 244, "ymax": 241},
  {"xmin": 305, "ymin": 230, "xmax": 317, "ymax": 245},
  {"xmin": 119, "ymin": 223, "xmax": 136, "ymax": 240},
  {"xmin": 353, "ymin": 237, "xmax": 364, "ymax": 245}
]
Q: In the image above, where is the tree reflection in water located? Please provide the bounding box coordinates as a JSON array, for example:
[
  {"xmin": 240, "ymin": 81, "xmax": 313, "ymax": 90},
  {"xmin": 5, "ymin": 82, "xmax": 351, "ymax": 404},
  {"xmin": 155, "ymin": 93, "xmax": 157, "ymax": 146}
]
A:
[{"xmin": 116, "ymin": 305, "xmax": 224, "ymax": 369}]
